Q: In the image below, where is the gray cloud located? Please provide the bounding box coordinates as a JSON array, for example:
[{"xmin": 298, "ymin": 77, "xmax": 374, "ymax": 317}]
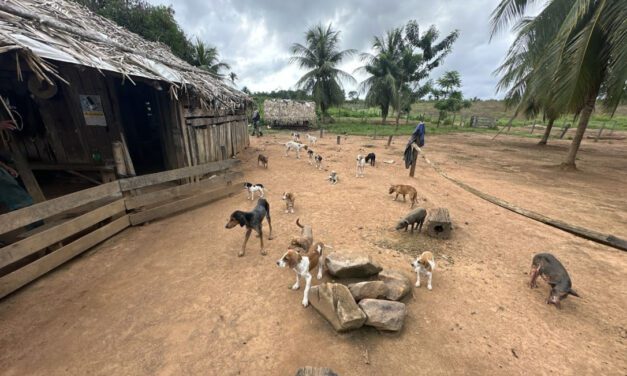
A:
[{"xmin": 148, "ymin": 0, "xmax": 515, "ymax": 98}]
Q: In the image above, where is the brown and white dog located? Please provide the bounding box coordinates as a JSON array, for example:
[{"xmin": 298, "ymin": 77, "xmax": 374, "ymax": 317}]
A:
[
  {"xmin": 411, "ymin": 251, "xmax": 436, "ymax": 290},
  {"xmin": 284, "ymin": 141, "xmax": 308, "ymax": 159},
  {"xmin": 276, "ymin": 242, "xmax": 327, "ymax": 307},
  {"xmin": 258, "ymin": 154, "xmax": 268, "ymax": 168},
  {"xmin": 282, "ymin": 192, "xmax": 295, "ymax": 214}
]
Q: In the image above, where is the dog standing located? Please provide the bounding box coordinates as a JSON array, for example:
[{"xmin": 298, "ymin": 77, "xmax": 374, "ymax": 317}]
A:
[
  {"xmin": 225, "ymin": 198, "xmax": 273, "ymax": 256},
  {"xmin": 411, "ymin": 251, "xmax": 436, "ymax": 290},
  {"xmin": 258, "ymin": 154, "xmax": 268, "ymax": 168},
  {"xmin": 314, "ymin": 154, "xmax": 323, "ymax": 170},
  {"xmin": 284, "ymin": 141, "xmax": 308, "ymax": 159},
  {"xmin": 291, "ymin": 132, "xmax": 300, "ymax": 142},
  {"xmin": 389, "ymin": 184, "xmax": 418, "ymax": 208},
  {"xmin": 328, "ymin": 171, "xmax": 339, "ymax": 185},
  {"xmin": 395, "ymin": 208, "xmax": 427, "ymax": 233},
  {"xmin": 365, "ymin": 152, "xmax": 376, "ymax": 166},
  {"xmin": 306, "ymin": 133, "xmax": 317, "ymax": 145},
  {"xmin": 356, "ymin": 154, "xmax": 366, "ymax": 177},
  {"xmin": 529, "ymin": 253, "xmax": 580, "ymax": 309},
  {"xmin": 307, "ymin": 149, "xmax": 315, "ymax": 165},
  {"xmin": 276, "ymin": 242, "xmax": 326, "ymax": 307},
  {"xmin": 282, "ymin": 192, "xmax": 295, "ymax": 214},
  {"xmin": 244, "ymin": 182, "xmax": 264, "ymax": 200}
]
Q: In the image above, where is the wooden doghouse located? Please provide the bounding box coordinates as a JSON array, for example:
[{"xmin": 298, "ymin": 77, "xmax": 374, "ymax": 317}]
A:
[{"xmin": 426, "ymin": 208, "xmax": 452, "ymax": 239}]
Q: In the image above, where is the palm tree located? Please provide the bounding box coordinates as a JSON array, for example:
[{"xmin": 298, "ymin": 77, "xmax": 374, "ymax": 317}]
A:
[
  {"xmin": 437, "ymin": 71, "xmax": 461, "ymax": 96},
  {"xmin": 192, "ymin": 38, "xmax": 231, "ymax": 78},
  {"xmin": 290, "ymin": 23, "xmax": 356, "ymax": 122},
  {"xmin": 491, "ymin": 0, "xmax": 627, "ymax": 169}
]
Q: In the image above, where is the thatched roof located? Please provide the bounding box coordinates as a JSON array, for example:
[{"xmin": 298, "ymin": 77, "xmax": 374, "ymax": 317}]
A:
[
  {"xmin": 264, "ymin": 99, "xmax": 316, "ymax": 126},
  {"xmin": 0, "ymin": 0, "xmax": 251, "ymax": 111}
]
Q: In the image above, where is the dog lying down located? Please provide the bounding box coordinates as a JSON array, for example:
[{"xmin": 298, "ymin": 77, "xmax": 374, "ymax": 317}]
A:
[{"xmin": 225, "ymin": 198, "xmax": 273, "ymax": 257}]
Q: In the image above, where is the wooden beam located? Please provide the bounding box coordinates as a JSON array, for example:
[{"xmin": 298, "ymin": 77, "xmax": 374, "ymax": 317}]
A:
[
  {"xmin": 0, "ymin": 200, "xmax": 126, "ymax": 270},
  {"xmin": 0, "ymin": 181, "xmax": 121, "ymax": 235},
  {"xmin": 0, "ymin": 215, "xmax": 130, "ymax": 300},
  {"xmin": 124, "ymin": 172, "xmax": 242, "ymax": 210},
  {"xmin": 129, "ymin": 183, "xmax": 242, "ymax": 225},
  {"xmin": 29, "ymin": 163, "xmax": 114, "ymax": 172},
  {"xmin": 185, "ymin": 115, "xmax": 247, "ymax": 127},
  {"xmin": 118, "ymin": 159, "xmax": 239, "ymax": 191},
  {"xmin": 8, "ymin": 146, "xmax": 45, "ymax": 203}
]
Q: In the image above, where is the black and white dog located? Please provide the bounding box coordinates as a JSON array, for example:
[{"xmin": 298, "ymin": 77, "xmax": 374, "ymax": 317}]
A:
[{"xmin": 244, "ymin": 182, "xmax": 264, "ymax": 200}]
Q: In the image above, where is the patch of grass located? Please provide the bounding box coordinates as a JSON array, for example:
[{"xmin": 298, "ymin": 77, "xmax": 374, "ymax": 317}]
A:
[{"xmin": 322, "ymin": 122, "xmax": 498, "ymax": 137}]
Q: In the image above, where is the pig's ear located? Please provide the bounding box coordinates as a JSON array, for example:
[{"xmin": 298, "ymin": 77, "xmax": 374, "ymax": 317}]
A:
[{"xmin": 568, "ymin": 289, "xmax": 580, "ymax": 298}]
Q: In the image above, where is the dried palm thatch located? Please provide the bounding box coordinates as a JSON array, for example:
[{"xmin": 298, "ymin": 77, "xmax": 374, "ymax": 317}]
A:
[
  {"xmin": 0, "ymin": 0, "xmax": 251, "ymax": 111},
  {"xmin": 264, "ymin": 99, "xmax": 316, "ymax": 127}
]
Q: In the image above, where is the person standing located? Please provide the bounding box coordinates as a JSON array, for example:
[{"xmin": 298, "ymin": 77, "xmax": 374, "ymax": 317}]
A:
[{"xmin": 251, "ymin": 109, "xmax": 262, "ymax": 137}]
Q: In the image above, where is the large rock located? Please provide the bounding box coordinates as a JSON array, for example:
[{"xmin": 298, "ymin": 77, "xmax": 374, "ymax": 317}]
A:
[
  {"xmin": 348, "ymin": 281, "xmax": 388, "ymax": 301},
  {"xmin": 379, "ymin": 269, "xmax": 412, "ymax": 301},
  {"xmin": 308, "ymin": 283, "xmax": 366, "ymax": 332},
  {"xmin": 359, "ymin": 299, "xmax": 407, "ymax": 331},
  {"xmin": 325, "ymin": 252, "xmax": 383, "ymax": 278}
]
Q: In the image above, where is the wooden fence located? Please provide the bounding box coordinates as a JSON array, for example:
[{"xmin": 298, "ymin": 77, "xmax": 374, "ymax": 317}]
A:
[
  {"xmin": 184, "ymin": 112, "xmax": 250, "ymax": 164},
  {"xmin": 0, "ymin": 160, "xmax": 243, "ymax": 299}
]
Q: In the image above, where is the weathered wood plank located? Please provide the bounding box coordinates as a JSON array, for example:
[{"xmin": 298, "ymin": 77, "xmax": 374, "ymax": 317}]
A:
[
  {"xmin": 118, "ymin": 160, "xmax": 240, "ymax": 191},
  {"xmin": 0, "ymin": 200, "xmax": 126, "ymax": 270},
  {"xmin": 125, "ymin": 172, "xmax": 243, "ymax": 210},
  {"xmin": 0, "ymin": 181, "xmax": 122, "ymax": 235},
  {"xmin": 129, "ymin": 183, "xmax": 242, "ymax": 225},
  {"xmin": 426, "ymin": 207, "xmax": 452, "ymax": 240},
  {"xmin": 0, "ymin": 215, "xmax": 130, "ymax": 299},
  {"xmin": 185, "ymin": 115, "xmax": 246, "ymax": 127}
]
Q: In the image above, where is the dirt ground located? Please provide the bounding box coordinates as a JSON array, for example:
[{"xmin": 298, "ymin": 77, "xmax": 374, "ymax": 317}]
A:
[{"xmin": 1, "ymin": 132, "xmax": 626, "ymax": 375}]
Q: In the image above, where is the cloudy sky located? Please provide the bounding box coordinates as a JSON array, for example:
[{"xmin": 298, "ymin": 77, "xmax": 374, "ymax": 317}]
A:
[{"xmin": 148, "ymin": 0, "xmax": 521, "ymax": 99}]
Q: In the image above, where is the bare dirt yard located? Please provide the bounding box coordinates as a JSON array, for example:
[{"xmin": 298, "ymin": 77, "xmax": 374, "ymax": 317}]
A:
[{"xmin": 1, "ymin": 131, "xmax": 626, "ymax": 375}]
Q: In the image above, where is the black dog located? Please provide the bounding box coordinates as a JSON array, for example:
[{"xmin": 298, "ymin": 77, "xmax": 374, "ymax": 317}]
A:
[
  {"xmin": 225, "ymin": 198, "xmax": 273, "ymax": 257},
  {"xmin": 529, "ymin": 253, "xmax": 580, "ymax": 309},
  {"xmin": 365, "ymin": 152, "xmax": 376, "ymax": 166}
]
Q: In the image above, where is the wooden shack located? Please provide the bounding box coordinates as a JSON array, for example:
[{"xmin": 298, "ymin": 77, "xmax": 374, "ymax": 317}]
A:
[{"xmin": 0, "ymin": 0, "xmax": 251, "ymax": 202}]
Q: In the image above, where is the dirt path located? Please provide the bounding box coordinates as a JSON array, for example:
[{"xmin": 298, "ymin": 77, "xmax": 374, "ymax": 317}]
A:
[{"xmin": 1, "ymin": 132, "xmax": 625, "ymax": 375}]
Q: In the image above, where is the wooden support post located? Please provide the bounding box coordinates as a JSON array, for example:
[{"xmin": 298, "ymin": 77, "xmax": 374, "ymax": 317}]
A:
[
  {"xmin": 409, "ymin": 144, "xmax": 419, "ymax": 178},
  {"xmin": 319, "ymin": 127, "xmax": 323, "ymax": 138},
  {"xmin": 387, "ymin": 135, "xmax": 393, "ymax": 147},
  {"xmin": 336, "ymin": 135, "xmax": 340, "ymax": 145},
  {"xmin": 8, "ymin": 145, "xmax": 45, "ymax": 203},
  {"xmin": 221, "ymin": 145, "xmax": 227, "ymax": 160}
]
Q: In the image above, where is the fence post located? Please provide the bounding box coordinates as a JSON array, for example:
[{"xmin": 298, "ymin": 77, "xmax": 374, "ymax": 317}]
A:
[
  {"xmin": 336, "ymin": 135, "xmax": 341, "ymax": 145},
  {"xmin": 594, "ymin": 122, "xmax": 606, "ymax": 142},
  {"xmin": 387, "ymin": 135, "xmax": 393, "ymax": 147}
]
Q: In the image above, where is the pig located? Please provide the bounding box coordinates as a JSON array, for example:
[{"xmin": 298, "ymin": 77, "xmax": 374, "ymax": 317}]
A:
[
  {"xmin": 395, "ymin": 208, "xmax": 427, "ymax": 233},
  {"xmin": 529, "ymin": 253, "xmax": 580, "ymax": 309}
]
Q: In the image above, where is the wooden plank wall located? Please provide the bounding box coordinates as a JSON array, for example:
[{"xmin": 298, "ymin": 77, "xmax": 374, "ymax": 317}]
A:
[
  {"xmin": 0, "ymin": 160, "xmax": 241, "ymax": 299},
  {"xmin": 183, "ymin": 110, "xmax": 249, "ymax": 164}
]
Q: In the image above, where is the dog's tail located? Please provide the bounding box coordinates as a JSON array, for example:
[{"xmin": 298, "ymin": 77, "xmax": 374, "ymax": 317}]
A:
[
  {"xmin": 569, "ymin": 289, "xmax": 580, "ymax": 298},
  {"xmin": 296, "ymin": 218, "xmax": 304, "ymax": 228}
]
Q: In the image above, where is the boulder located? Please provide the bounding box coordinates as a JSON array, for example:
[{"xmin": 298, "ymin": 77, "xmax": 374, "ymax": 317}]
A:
[
  {"xmin": 295, "ymin": 367, "xmax": 338, "ymax": 376},
  {"xmin": 358, "ymin": 299, "xmax": 407, "ymax": 331},
  {"xmin": 379, "ymin": 269, "xmax": 412, "ymax": 301},
  {"xmin": 325, "ymin": 252, "xmax": 383, "ymax": 278},
  {"xmin": 308, "ymin": 283, "xmax": 366, "ymax": 332},
  {"xmin": 348, "ymin": 281, "xmax": 388, "ymax": 301}
]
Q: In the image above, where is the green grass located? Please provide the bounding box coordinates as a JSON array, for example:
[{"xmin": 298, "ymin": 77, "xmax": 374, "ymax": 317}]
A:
[{"xmin": 321, "ymin": 122, "xmax": 498, "ymax": 137}]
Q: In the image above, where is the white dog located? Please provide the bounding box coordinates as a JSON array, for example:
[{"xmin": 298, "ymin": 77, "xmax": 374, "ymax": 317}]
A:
[
  {"xmin": 411, "ymin": 251, "xmax": 436, "ymax": 290},
  {"xmin": 306, "ymin": 133, "xmax": 317, "ymax": 145},
  {"xmin": 284, "ymin": 141, "xmax": 308, "ymax": 159},
  {"xmin": 356, "ymin": 154, "xmax": 366, "ymax": 177}
]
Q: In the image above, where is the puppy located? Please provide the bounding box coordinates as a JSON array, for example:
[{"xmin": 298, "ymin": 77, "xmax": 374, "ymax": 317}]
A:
[
  {"xmin": 356, "ymin": 154, "xmax": 366, "ymax": 177},
  {"xmin": 282, "ymin": 192, "xmax": 295, "ymax": 214},
  {"xmin": 529, "ymin": 253, "xmax": 580, "ymax": 309},
  {"xmin": 389, "ymin": 184, "xmax": 418, "ymax": 208},
  {"xmin": 225, "ymin": 198, "xmax": 273, "ymax": 256},
  {"xmin": 307, "ymin": 149, "xmax": 315, "ymax": 165},
  {"xmin": 306, "ymin": 133, "xmax": 317, "ymax": 145},
  {"xmin": 244, "ymin": 182, "xmax": 264, "ymax": 200},
  {"xmin": 328, "ymin": 171, "xmax": 339, "ymax": 185},
  {"xmin": 291, "ymin": 132, "xmax": 300, "ymax": 142},
  {"xmin": 314, "ymin": 154, "xmax": 323, "ymax": 170},
  {"xmin": 411, "ymin": 251, "xmax": 436, "ymax": 290},
  {"xmin": 284, "ymin": 141, "xmax": 308, "ymax": 159},
  {"xmin": 290, "ymin": 218, "xmax": 313, "ymax": 252},
  {"xmin": 365, "ymin": 152, "xmax": 376, "ymax": 166},
  {"xmin": 276, "ymin": 242, "xmax": 326, "ymax": 307},
  {"xmin": 258, "ymin": 154, "xmax": 268, "ymax": 168}
]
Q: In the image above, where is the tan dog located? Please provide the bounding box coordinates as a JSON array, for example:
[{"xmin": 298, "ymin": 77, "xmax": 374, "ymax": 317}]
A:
[
  {"xmin": 389, "ymin": 184, "xmax": 418, "ymax": 208},
  {"xmin": 411, "ymin": 251, "xmax": 436, "ymax": 290},
  {"xmin": 258, "ymin": 154, "xmax": 268, "ymax": 168},
  {"xmin": 290, "ymin": 218, "xmax": 313, "ymax": 252},
  {"xmin": 282, "ymin": 192, "xmax": 295, "ymax": 214},
  {"xmin": 276, "ymin": 242, "xmax": 326, "ymax": 307}
]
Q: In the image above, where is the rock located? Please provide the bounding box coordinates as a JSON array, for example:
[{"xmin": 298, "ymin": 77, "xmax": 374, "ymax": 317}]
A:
[
  {"xmin": 295, "ymin": 367, "xmax": 338, "ymax": 376},
  {"xmin": 348, "ymin": 281, "xmax": 388, "ymax": 301},
  {"xmin": 358, "ymin": 299, "xmax": 407, "ymax": 331},
  {"xmin": 325, "ymin": 252, "xmax": 383, "ymax": 278},
  {"xmin": 379, "ymin": 269, "xmax": 412, "ymax": 301},
  {"xmin": 308, "ymin": 283, "xmax": 366, "ymax": 332}
]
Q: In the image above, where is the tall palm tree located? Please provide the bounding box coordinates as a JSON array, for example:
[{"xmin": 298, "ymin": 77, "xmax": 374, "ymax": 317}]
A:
[
  {"xmin": 437, "ymin": 71, "xmax": 461, "ymax": 95},
  {"xmin": 290, "ymin": 23, "xmax": 356, "ymax": 122},
  {"xmin": 491, "ymin": 0, "xmax": 627, "ymax": 169},
  {"xmin": 192, "ymin": 38, "xmax": 231, "ymax": 78}
]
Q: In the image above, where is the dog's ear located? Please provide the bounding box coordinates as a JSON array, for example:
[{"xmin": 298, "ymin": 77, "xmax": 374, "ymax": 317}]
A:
[{"xmin": 233, "ymin": 211, "xmax": 246, "ymax": 227}]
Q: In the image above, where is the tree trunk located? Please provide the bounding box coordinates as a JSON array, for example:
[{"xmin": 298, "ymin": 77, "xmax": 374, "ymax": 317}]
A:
[
  {"xmin": 394, "ymin": 81, "xmax": 403, "ymax": 131},
  {"xmin": 561, "ymin": 95, "xmax": 596, "ymax": 170},
  {"xmin": 538, "ymin": 117, "xmax": 555, "ymax": 145},
  {"xmin": 452, "ymin": 113, "xmax": 456, "ymax": 126}
]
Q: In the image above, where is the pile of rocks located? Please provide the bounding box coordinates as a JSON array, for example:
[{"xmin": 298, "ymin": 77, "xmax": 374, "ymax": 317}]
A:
[{"xmin": 307, "ymin": 251, "xmax": 411, "ymax": 332}]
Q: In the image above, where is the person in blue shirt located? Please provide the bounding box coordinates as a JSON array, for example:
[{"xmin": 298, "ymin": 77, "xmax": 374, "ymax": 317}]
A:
[{"xmin": 403, "ymin": 121, "xmax": 425, "ymax": 168}]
